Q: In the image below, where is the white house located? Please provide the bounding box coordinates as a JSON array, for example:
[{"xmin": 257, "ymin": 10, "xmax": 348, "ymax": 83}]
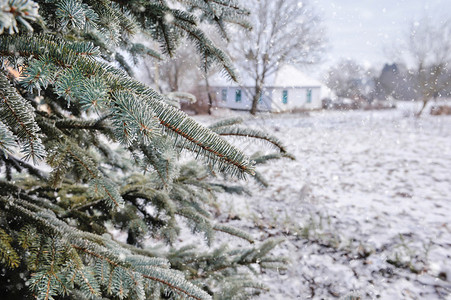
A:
[{"xmin": 208, "ymin": 65, "xmax": 324, "ymax": 112}]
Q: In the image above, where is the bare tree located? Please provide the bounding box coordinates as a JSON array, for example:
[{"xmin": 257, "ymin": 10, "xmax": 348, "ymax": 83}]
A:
[
  {"xmin": 324, "ymin": 59, "xmax": 378, "ymax": 101},
  {"xmin": 143, "ymin": 43, "xmax": 199, "ymax": 94},
  {"xmin": 399, "ymin": 17, "xmax": 451, "ymax": 116},
  {"xmin": 142, "ymin": 26, "xmax": 232, "ymax": 115},
  {"xmin": 232, "ymin": 0, "xmax": 326, "ymax": 114},
  {"xmin": 140, "ymin": 43, "xmax": 208, "ymax": 112}
]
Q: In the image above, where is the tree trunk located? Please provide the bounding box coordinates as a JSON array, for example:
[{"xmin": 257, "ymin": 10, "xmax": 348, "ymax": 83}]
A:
[
  {"xmin": 415, "ymin": 99, "xmax": 428, "ymax": 117},
  {"xmin": 154, "ymin": 61, "xmax": 162, "ymax": 93},
  {"xmin": 205, "ymin": 77, "xmax": 213, "ymax": 115},
  {"xmin": 250, "ymin": 84, "xmax": 263, "ymax": 115}
]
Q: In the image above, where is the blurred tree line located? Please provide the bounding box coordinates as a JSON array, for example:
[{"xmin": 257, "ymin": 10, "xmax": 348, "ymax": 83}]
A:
[{"xmin": 324, "ymin": 17, "xmax": 451, "ymax": 116}]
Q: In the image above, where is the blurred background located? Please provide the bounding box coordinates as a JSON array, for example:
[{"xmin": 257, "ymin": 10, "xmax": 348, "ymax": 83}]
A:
[{"xmin": 136, "ymin": 0, "xmax": 450, "ymax": 118}]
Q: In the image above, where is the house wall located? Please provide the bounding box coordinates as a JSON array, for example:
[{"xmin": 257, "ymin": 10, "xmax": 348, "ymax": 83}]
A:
[
  {"xmin": 213, "ymin": 86, "xmax": 321, "ymax": 112},
  {"xmin": 214, "ymin": 87, "xmax": 272, "ymax": 111},
  {"xmin": 310, "ymin": 87, "xmax": 322, "ymax": 109},
  {"xmin": 270, "ymin": 87, "xmax": 321, "ymax": 112}
]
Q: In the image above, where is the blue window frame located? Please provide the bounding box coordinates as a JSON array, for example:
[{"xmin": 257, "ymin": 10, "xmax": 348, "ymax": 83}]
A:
[
  {"xmin": 306, "ymin": 89, "xmax": 312, "ymax": 103},
  {"xmin": 282, "ymin": 90, "xmax": 288, "ymax": 104},
  {"xmin": 235, "ymin": 89, "xmax": 242, "ymax": 102},
  {"xmin": 221, "ymin": 89, "xmax": 227, "ymax": 101}
]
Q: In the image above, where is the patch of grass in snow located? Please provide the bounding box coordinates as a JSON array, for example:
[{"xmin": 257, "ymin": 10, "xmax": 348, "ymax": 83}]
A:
[
  {"xmin": 295, "ymin": 213, "xmax": 342, "ymax": 248},
  {"xmin": 387, "ymin": 234, "xmax": 434, "ymax": 275},
  {"xmin": 285, "ymin": 212, "xmax": 377, "ymax": 261},
  {"xmin": 249, "ymin": 206, "xmax": 377, "ymax": 258}
]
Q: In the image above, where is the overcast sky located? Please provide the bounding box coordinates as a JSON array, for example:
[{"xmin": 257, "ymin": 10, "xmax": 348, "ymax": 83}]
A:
[{"xmin": 310, "ymin": 0, "xmax": 449, "ymax": 76}]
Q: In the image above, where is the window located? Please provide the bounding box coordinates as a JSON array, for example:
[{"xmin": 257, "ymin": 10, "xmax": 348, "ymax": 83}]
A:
[
  {"xmin": 258, "ymin": 91, "xmax": 263, "ymax": 103},
  {"xmin": 306, "ymin": 89, "xmax": 312, "ymax": 103},
  {"xmin": 235, "ymin": 89, "xmax": 242, "ymax": 102},
  {"xmin": 221, "ymin": 89, "xmax": 227, "ymax": 101},
  {"xmin": 282, "ymin": 90, "xmax": 288, "ymax": 104}
]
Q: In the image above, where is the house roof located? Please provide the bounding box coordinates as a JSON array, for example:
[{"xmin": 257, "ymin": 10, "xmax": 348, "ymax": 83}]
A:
[
  {"xmin": 273, "ymin": 65, "xmax": 322, "ymax": 88},
  {"xmin": 207, "ymin": 65, "xmax": 323, "ymax": 88}
]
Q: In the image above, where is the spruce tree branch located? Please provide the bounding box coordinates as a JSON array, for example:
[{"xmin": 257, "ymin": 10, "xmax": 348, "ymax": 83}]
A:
[
  {"xmin": 157, "ymin": 113, "xmax": 253, "ymax": 176},
  {"xmin": 139, "ymin": 144, "xmax": 170, "ymax": 188},
  {"xmin": 0, "ymin": 180, "xmax": 63, "ymax": 213},
  {"xmin": 71, "ymin": 244, "xmax": 208, "ymax": 300},
  {"xmin": 214, "ymin": 127, "xmax": 287, "ymax": 153},
  {"xmin": 66, "ymin": 198, "xmax": 106, "ymax": 213},
  {"xmin": 54, "ymin": 116, "xmax": 110, "ymax": 130},
  {"xmin": 208, "ymin": 117, "xmax": 243, "ymax": 130},
  {"xmin": 252, "ymin": 153, "xmax": 295, "ymax": 165},
  {"xmin": 0, "ymin": 2, "xmax": 284, "ymax": 298},
  {"xmin": 0, "ymin": 180, "xmax": 20, "ymax": 194},
  {"xmin": 190, "ymin": 264, "xmax": 235, "ymax": 279},
  {"xmin": 109, "ymin": 237, "xmax": 164, "ymax": 261},
  {"xmin": 123, "ymin": 193, "xmax": 168, "ymax": 221},
  {"xmin": 172, "ymin": 21, "xmax": 238, "ymax": 81},
  {"xmin": 0, "ymin": 72, "xmax": 45, "ymax": 162},
  {"xmin": 209, "ymin": 0, "xmax": 246, "ymax": 11},
  {"xmin": 122, "ymin": 189, "xmax": 175, "ymax": 217},
  {"xmin": 0, "ymin": 150, "xmax": 48, "ymax": 180},
  {"xmin": 1, "ymin": 94, "xmax": 33, "ymax": 138},
  {"xmin": 67, "ymin": 191, "xmax": 166, "ymax": 234},
  {"xmin": 213, "ymin": 224, "xmax": 254, "ymax": 243},
  {"xmin": 0, "ymin": 35, "xmax": 254, "ymax": 177},
  {"xmin": 0, "ymin": 195, "xmax": 210, "ymax": 300}
]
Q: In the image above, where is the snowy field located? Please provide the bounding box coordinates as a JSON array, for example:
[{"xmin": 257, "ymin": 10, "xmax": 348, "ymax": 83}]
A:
[{"xmin": 195, "ymin": 103, "xmax": 451, "ymax": 299}]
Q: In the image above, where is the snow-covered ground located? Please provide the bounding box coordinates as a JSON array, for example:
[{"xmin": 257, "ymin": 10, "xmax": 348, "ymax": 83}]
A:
[{"xmin": 196, "ymin": 102, "xmax": 451, "ymax": 299}]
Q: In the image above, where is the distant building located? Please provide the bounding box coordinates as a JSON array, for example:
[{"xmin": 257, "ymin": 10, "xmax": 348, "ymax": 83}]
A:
[{"xmin": 207, "ymin": 65, "xmax": 324, "ymax": 112}]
